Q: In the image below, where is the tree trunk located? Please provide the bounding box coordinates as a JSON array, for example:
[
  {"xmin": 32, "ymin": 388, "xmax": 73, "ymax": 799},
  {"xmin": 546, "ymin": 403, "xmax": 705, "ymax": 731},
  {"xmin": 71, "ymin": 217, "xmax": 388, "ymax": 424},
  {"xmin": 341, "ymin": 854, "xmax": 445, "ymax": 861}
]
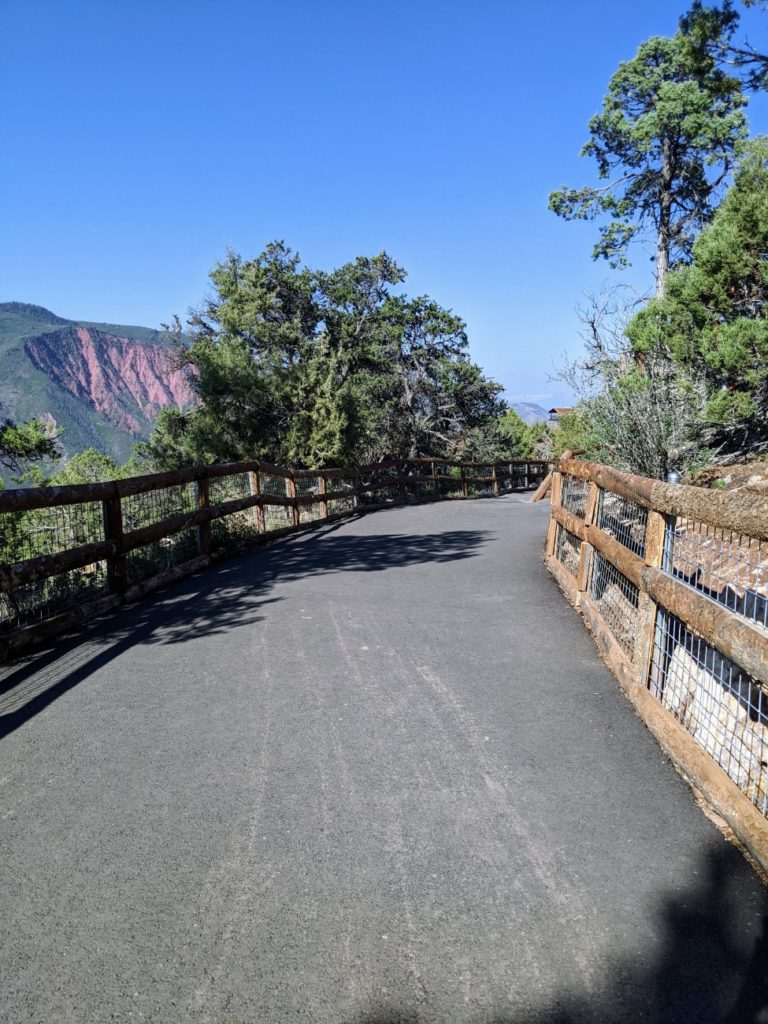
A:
[{"xmin": 656, "ymin": 137, "xmax": 673, "ymax": 298}]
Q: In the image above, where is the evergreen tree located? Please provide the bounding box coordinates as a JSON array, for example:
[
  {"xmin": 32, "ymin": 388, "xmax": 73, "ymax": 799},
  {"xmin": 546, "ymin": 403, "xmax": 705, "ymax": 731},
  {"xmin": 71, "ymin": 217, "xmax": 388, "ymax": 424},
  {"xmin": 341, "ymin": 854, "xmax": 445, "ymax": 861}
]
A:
[
  {"xmin": 628, "ymin": 136, "xmax": 768, "ymax": 457},
  {"xmin": 549, "ymin": 25, "xmax": 747, "ymax": 295},
  {"xmin": 140, "ymin": 244, "xmax": 504, "ymax": 468}
]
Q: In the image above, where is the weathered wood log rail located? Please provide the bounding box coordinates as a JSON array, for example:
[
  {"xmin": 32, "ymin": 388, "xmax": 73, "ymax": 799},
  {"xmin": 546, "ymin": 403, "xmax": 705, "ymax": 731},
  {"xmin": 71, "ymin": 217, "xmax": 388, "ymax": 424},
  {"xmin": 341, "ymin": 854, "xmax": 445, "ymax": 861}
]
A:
[
  {"xmin": 0, "ymin": 456, "xmax": 547, "ymax": 657},
  {"xmin": 546, "ymin": 456, "xmax": 768, "ymax": 875}
]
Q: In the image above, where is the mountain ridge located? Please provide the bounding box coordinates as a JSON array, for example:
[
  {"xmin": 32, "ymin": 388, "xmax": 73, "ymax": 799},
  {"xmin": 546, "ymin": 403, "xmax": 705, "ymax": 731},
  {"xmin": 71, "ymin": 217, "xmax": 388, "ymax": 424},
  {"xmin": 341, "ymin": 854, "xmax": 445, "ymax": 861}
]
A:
[{"xmin": 0, "ymin": 302, "xmax": 194, "ymax": 464}]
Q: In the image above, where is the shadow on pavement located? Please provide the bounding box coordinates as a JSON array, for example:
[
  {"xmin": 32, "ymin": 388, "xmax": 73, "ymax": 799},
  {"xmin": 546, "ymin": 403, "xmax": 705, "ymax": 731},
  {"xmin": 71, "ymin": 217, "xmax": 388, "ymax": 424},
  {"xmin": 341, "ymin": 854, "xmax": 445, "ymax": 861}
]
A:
[
  {"xmin": 350, "ymin": 845, "xmax": 768, "ymax": 1023},
  {"xmin": 0, "ymin": 523, "xmax": 490, "ymax": 738}
]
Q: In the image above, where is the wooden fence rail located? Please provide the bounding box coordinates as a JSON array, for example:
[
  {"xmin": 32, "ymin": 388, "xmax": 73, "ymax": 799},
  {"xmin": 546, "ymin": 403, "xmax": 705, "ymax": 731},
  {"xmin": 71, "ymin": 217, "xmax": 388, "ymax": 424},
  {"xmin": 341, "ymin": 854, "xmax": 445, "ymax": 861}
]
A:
[
  {"xmin": 546, "ymin": 456, "xmax": 768, "ymax": 876},
  {"xmin": 0, "ymin": 456, "xmax": 548, "ymax": 658}
]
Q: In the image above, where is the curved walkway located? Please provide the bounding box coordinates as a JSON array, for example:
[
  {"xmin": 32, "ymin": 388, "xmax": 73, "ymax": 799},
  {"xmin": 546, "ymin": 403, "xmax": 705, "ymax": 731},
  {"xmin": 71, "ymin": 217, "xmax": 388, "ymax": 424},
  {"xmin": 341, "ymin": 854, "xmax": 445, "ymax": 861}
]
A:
[{"xmin": 0, "ymin": 497, "xmax": 766, "ymax": 1023}]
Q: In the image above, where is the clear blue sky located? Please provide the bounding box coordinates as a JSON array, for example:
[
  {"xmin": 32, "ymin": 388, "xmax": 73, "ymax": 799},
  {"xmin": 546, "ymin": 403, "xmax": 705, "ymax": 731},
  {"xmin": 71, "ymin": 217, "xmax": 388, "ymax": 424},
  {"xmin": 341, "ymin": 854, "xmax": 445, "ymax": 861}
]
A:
[{"xmin": 2, "ymin": 0, "xmax": 766, "ymax": 408}]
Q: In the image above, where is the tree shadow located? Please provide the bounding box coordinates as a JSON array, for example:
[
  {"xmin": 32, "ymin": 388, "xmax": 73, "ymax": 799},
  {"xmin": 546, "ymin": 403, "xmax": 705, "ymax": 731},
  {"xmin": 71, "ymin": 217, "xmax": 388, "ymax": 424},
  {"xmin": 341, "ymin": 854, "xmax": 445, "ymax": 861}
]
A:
[
  {"xmin": 0, "ymin": 520, "xmax": 490, "ymax": 739},
  {"xmin": 348, "ymin": 845, "xmax": 768, "ymax": 1024}
]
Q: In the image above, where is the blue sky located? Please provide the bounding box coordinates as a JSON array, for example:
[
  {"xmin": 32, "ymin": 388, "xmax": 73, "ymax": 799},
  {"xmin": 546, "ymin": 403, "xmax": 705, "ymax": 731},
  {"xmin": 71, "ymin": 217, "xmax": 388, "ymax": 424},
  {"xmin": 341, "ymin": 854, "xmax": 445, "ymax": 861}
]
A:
[{"xmin": 2, "ymin": 0, "xmax": 766, "ymax": 408}]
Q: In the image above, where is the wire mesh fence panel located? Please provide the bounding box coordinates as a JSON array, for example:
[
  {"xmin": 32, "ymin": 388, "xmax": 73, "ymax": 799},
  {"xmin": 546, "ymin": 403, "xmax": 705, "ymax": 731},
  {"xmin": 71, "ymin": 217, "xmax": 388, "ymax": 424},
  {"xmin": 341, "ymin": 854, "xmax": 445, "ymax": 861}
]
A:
[
  {"xmin": 595, "ymin": 489, "xmax": 648, "ymax": 559},
  {"xmin": 126, "ymin": 528, "xmax": 199, "ymax": 586},
  {"xmin": 259, "ymin": 474, "xmax": 289, "ymax": 501},
  {"xmin": 327, "ymin": 477, "xmax": 357, "ymax": 516},
  {"xmin": 264, "ymin": 504, "xmax": 293, "ymax": 531},
  {"xmin": 299, "ymin": 502, "xmax": 325, "ymax": 525},
  {"xmin": 293, "ymin": 475, "xmax": 323, "ymax": 524},
  {"xmin": 554, "ymin": 523, "xmax": 581, "ymax": 577},
  {"xmin": 649, "ymin": 608, "xmax": 768, "ymax": 816},
  {"xmin": 209, "ymin": 473, "xmax": 251, "ymax": 505},
  {"xmin": 465, "ymin": 465, "xmax": 494, "ymax": 497},
  {"xmin": 437, "ymin": 467, "xmax": 463, "ymax": 497},
  {"xmin": 257, "ymin": 474, "xmax": 293, "ymax": 530},
  {"xmin": 588, "ymin": 551, "xmax": 640, "ymax": 660},
  {"xmin": 1, "ymin": 502, "xmax": 104, "ymax": 562},
  {"xmin": 0, "ymin": 501, "xmax": 109, "ymax": 631},
  {"xmin": 294, "ymin": 476, "xmax": 320, "ymax": 499},
  {"xmin": 560, "ymin": 475, "xmax": 589, "ymax": 518},
  {"xmin": 359, "ymin": 468, "xmax": 395, "ymax": 504},
  {"xmin": 211, "ymin": 509, "xmax": 262, "ymax": 547},
  {"xmin": 122, "ymin": 483, "xmax": 197, "ymax": 532},
  {"xmin": 528, "ymin": 463, "xmax": 549, "ymax": 488},
  {"xmin": 668, "ymin": 520, "xmax": 767, "ymax": 630},
  {"xmin": 0, "ymin": 561, "xmax": 109, "ymax": 632}
]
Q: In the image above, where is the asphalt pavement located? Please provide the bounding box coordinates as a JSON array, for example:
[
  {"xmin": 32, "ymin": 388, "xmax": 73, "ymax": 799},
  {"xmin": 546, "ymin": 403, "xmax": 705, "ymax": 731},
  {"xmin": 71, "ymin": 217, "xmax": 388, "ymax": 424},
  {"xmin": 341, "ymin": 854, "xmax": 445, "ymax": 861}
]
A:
[{"xmin": 1, "ymin": 496, "xmax": 766, "ymax": 1023}]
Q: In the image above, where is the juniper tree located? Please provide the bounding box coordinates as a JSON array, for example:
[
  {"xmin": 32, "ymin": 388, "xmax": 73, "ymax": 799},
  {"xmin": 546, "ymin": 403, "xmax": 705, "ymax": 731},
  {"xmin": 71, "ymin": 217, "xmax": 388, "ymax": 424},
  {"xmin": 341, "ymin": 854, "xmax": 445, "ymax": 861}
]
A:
[{"xmin": 549, "ymin": 27, "xmax": 747, "ymax": 295}]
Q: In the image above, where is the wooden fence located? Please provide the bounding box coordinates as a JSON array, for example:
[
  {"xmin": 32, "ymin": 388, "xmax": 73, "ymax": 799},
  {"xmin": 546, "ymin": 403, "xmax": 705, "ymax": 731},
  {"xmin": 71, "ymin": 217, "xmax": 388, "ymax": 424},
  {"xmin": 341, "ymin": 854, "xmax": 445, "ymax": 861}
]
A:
[
  {"xmin": 0, "ymin": 456, "xmax": 548, "ymax": 658},
  {"xmin": 546, "ymin": 456, "xmax": 768, "ymax": 875}
]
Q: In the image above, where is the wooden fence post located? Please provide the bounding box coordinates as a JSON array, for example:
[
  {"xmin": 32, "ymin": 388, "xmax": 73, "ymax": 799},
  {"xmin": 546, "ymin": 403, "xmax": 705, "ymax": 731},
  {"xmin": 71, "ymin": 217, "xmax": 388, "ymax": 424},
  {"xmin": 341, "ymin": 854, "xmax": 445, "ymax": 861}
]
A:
[
  {"xmin": 634, "ymin": 510, "xmax": 668, "ymax": 688},
  {"xmin": 461, "ymin": 464, "xmax": 468, "ymax": 498},
  {"xmin": 249, "ymin": 469, "xmax": 265, "ymax": 533},
  {"xmin": 546, "ymin": 470, "xmax": 562, "ymax": 557},
  {"xmin": 287, "ymin": 473, "xmax": 300, "ymax": 527},
  {"xmin": 102, "ymin": 493, "xmax": 126, "ymax": 596},
  {"xmin": 196, "ymin": 475, "xmax": 211, "ymax": 554},
  {"xmin": 576, "ymin": 481, "xmax": 600, "ymax": 598},
  {"xmin": 492, "ymin": 463, "xmax": 499, "ymax": 497},
  {"xmin": 319, "ymin": 474, "xmax": 328, "ymax": 519}
]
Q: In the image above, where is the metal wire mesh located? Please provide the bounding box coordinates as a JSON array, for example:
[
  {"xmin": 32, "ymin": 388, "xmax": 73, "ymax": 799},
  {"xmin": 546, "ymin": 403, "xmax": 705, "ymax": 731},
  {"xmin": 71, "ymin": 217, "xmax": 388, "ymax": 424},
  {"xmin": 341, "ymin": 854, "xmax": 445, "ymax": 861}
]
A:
[
  {"xmin": 292, "ymin": 476, "xmax": 324, "ymax": 524},
  {"xmin": 256, "ymin": 475, "xmax": 293, "ymax": 530},
  {"xmin": 560, "ymin": 475, "xmax": 589, "ymax": 518},
  {"xmin": 122, "ymin": 483, "xmax": 197, "ymax": 531},
  {"xmin": 211, "ymin": 509, "xmax": 262, "ymax": 547},
  {"xmin": 209, "ymin": 473, "xmax": 251, "ymax": 505},
  {"xmin": 588, "ymin": 551, "xmax": 640, "ymax": 660},
  {"xmin": 294, "ymin": 476, "xmax": 320, "ymax": 498},
  {"xmin": 667, "ymin": 519, "xmax": 768, "ymax": 630},
  {"xmin": 126, "ymin": 529, "xmax": 199, "ymax": 585},
  {"xmin": 259, "ymin": 474, "xmax": 289, "ymax": 500},
  {"xmin": 554, "ymin": 523, "xmax": 581, "ymax": 577},
  {"xmin": 357, "ymin": 468, "xmax": 392, "ymax": 505},
  {"xmin": 264, "ymin": 504, "xmax": 293, "ymax": 530},
  {"xmin": 649, "ymin": 608, "xmax": 768, "ymax": 816},
  {"xmin": 0, "ymin": 562, "xmax": 109, "ymax": 632},
  {"xmin": 0, "ymin": 502, "xmax": 108, "ymax": 631},
  {"xmin": 327, "ymin": 477, "xmax": 357, "ymax": 516},
  {"xmin": 464, "ymin": 465, "xmax": 494, "ymax": 497},
  {"xmin": 121, "ymin": 483, "xmax": 200, "ymax": 584},
  {"xmin": 509, "ymin": 464, "xmax": 529, "ymax": 491},
  {"xmin": 1, "ymin": 502, "xmax": 104, "ymax": 561},
  {"xmin": 595, "ymin": 490, "xmax": 648, "ymax": 558}
]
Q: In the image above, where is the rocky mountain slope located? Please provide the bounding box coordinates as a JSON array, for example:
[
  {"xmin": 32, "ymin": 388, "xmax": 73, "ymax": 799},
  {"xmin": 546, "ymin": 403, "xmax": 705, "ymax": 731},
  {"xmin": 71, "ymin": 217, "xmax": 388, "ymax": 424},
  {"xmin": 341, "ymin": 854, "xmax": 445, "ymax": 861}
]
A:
[
  {"xmin": 509, "ymin": 401, "xmax": 548, "ymax": 425},
  {"xmin": 0, "ymin": 302, "xmax": 194, "ymax": 463}
]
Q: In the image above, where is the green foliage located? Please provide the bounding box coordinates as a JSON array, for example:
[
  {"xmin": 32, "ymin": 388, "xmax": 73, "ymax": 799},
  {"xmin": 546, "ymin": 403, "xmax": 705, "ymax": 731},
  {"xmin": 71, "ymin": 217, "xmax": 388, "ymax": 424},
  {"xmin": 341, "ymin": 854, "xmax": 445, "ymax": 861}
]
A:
[
  {"xmin": 494, "ymin": 408, "xmax": 561, "ymax": 460},
  {"xmin": 48, "ymin": 448, "xmax": 123, "ymax": 485},
  {"xmin": 496, "ymin": 409, "xmax": 529, "ymax": 456},
  {"xmin": 549, "ymin": 26, "xmax": 747, "ymax": 293},
  {"xmin": 681, "ymin": 1, "xmax": 768, "ymax": 92},
  {"xmin": 627, "ymin": 136, "xmax": 768, "ymax": 456},
  {"xmin": 549, "ymin": 409, "xmax": 595, "ymax": 459},
  {"xmin": 0, "ymin": 412, "xmax": 60, "ymax": 485},
  {"xmin": 140, "ymin": 243, "xmax": 505, "ymax": 468}
]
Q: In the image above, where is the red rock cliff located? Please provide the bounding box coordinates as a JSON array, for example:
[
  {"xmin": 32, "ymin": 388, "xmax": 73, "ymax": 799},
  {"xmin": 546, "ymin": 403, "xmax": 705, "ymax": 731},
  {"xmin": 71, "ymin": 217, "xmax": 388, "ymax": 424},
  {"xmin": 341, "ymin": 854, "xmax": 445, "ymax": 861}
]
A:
[{"xmin": 24, "ymin": 326, "xmax": 196, "ymax": 435}]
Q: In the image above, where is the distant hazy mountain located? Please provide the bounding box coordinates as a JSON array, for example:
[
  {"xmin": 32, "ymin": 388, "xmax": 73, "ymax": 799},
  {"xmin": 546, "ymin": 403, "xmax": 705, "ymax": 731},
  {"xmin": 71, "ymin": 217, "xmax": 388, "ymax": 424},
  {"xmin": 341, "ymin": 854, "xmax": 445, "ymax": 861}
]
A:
[
  {"xmin": 509, "ymin": 401, "xmax": 549, "ymax": 425},
  {"xmin": 0, "ymin": 302, "xmax": 195, "ymax": 463}
]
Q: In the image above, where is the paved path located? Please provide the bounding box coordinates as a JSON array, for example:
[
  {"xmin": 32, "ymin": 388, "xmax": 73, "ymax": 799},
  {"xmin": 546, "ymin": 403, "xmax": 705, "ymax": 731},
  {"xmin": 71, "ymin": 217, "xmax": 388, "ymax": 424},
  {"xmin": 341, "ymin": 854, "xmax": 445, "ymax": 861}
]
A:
[{"xmin": 1, "ymin": 497, "xmax": 766, "ymax": 1023}]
